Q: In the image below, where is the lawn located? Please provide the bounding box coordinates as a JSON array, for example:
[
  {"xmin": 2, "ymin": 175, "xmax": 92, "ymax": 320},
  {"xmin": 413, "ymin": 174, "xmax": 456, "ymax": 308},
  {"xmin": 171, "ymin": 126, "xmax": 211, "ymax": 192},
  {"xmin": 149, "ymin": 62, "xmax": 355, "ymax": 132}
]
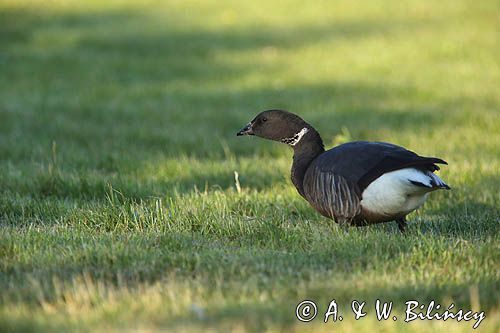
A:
[{"xmin": 0, "ymin": 0, "xmax": 499, "ymax": 332}]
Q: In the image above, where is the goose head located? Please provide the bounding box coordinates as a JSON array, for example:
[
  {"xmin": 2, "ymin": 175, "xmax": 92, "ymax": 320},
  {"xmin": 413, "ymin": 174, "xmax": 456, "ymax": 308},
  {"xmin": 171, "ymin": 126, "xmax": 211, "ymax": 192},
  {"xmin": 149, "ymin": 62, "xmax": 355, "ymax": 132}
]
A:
[{"xmin": 237, "ymin": 109, "xmax": 311, "ymax": 146}]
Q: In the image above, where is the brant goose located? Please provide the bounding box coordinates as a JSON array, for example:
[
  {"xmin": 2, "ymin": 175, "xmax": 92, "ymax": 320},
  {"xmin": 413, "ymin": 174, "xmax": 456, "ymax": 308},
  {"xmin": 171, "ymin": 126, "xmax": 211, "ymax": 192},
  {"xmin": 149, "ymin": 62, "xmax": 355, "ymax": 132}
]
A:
[{"xmin": 237, "ymin": 110, "xmax": 450, "ymax": 231}]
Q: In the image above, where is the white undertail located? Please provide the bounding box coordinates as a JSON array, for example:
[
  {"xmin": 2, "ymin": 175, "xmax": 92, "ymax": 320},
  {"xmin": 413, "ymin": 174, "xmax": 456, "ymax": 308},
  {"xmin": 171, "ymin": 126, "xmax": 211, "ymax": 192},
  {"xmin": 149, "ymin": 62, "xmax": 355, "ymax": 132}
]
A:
[{"xmin": 360, "ymin": 168, "xmax": 448, "ymax": 217}]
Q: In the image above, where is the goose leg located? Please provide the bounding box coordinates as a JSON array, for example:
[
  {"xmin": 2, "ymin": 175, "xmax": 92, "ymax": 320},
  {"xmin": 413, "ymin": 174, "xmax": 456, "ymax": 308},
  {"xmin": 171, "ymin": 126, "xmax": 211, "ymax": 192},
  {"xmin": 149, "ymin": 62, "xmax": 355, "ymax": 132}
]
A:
[
  {"xmin": 396, "ymin": 217, "xmax": 407, "ymax": 233},
  {"xmin": 335, "ymin": 218, "xmax": 350, "ymax": 233}
]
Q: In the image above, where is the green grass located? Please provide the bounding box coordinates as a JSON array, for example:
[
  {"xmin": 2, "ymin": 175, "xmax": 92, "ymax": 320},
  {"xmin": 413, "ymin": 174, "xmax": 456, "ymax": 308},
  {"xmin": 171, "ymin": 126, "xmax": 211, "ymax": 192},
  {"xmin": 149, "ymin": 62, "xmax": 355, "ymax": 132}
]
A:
[{"xmin": 1, "ymin": 0, "xmax": 499, "ymax": 332}]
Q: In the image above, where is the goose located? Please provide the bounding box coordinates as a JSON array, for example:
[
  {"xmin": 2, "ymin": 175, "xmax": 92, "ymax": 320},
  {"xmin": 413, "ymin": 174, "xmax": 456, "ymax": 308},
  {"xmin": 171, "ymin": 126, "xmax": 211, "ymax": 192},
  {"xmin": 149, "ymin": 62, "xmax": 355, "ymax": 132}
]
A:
[{"xmin": 237, "ymin": 110, "xmax": 450, "ymax": 231}]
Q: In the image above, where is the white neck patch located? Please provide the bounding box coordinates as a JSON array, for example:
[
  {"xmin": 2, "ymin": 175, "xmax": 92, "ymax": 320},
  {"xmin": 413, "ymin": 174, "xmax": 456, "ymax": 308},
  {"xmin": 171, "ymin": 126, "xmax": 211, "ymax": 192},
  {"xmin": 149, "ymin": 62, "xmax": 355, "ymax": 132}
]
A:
[{"xmin": 281, "ymin": 127, "xmax": 309, "ymax": 146}]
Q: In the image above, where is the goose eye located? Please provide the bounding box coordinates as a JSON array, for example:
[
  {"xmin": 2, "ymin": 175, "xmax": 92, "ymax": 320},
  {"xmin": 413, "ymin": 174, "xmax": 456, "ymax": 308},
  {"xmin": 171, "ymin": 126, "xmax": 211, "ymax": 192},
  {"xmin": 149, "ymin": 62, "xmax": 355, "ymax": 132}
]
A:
[{"xmin": 262, "ymin": 117, "xmax": 267, "ymax": 122}]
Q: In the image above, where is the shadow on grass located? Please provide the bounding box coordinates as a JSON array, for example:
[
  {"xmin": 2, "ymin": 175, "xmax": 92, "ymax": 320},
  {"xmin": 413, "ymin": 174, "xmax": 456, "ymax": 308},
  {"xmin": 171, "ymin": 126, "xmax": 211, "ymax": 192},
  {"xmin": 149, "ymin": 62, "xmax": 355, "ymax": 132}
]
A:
[
  {"xmin": 1, "ymin": 5, "xmax": 496, "ymax": 237},
  {"xmin": 1, "ymin": 5, "xmax": 446, "ymax": 158}
]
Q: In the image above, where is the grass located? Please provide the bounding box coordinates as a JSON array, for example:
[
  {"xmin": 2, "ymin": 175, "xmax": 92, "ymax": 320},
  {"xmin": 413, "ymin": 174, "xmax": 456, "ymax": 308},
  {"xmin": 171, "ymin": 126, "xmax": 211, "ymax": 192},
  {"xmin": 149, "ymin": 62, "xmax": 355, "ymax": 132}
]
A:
[{"xmin": 0, "ymin": 0, "xmax": 499, "ymax": 331}]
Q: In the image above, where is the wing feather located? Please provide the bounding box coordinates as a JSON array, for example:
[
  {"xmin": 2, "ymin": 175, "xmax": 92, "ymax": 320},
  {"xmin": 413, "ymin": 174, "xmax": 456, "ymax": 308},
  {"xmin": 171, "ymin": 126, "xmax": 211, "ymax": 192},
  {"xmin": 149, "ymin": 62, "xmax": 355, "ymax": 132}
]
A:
[{"xmin": 313, "ymin": 141, "xmax": 448, "ymax": 191}]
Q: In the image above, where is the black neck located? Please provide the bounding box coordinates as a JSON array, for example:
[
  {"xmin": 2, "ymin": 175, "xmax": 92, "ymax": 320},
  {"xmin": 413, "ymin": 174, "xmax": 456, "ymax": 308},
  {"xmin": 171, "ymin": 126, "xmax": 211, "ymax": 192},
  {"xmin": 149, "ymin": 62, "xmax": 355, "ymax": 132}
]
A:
[{"xmin": 290, "ymin": 127, "xmax": 324, "ymax": 197}]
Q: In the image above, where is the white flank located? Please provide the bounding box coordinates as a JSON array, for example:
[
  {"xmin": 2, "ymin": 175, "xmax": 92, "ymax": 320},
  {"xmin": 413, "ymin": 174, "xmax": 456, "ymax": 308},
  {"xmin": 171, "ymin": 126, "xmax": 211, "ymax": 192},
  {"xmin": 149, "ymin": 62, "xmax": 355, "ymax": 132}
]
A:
[{"xmin": 360, "ymin": 168, "xmax": 438, "ymax": 217}]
